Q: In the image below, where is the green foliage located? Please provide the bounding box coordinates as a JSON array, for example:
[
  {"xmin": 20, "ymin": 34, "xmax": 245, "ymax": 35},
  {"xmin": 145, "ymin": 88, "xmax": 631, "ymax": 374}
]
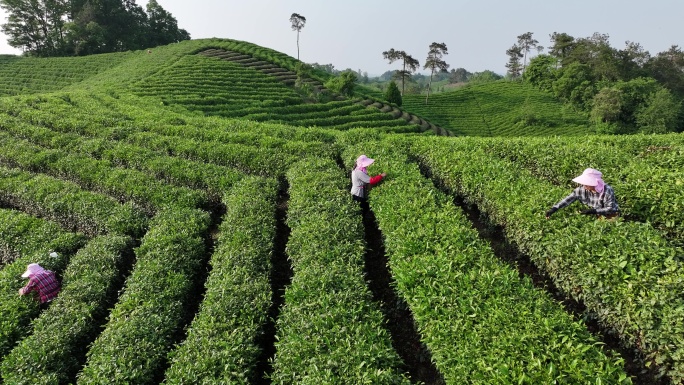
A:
[
  {"xmin": 552, "ymin": 62, "xmax": 596, "ymax": 109},
  {"xmin": 402, "ymin": 80, "xmax": 591, "ymax": 136},
  {"xmin": 516, "ymin": 32, "xmax": 543, "ymax": 71},
  {"xmin": 1, "ymin": 235, "xmax": 133, "ymax": 385},
  {"xmin": 78, "ymin": 208, "xmax": 210, "ymax": 384},
  {"xmin": 164, "ymin": 177, "xmax": 277, "ymax": 383},
  {"xmin": 384, "ymin": 80, "xmax": 402, "ymax": 106},
  {"xmin": 410, "ymin": 135, "xmax": 684, "ymax": 383},
  {"xmin": 0, "ymin": 208, "xmax": 86, "ymax": 267},
  {"xmin": 647, "ymin": 45, "xmax": 684, "ymax": 99},
  {"xmin": 505, "ymin": 44, "xmax": 523, "ymax": 78},
  {"xmin": 0, "ymin": 166, "xmax": 147, "ymax": 237},
  {"xmin": 1, "ymin": 0, "xmax": 189, "ymax": 57},
  {"xmin": 344, "ymin": 143, "xmax": 630, "ymax": 384},
  {"xmin": 469, "ymin": 70, "xmax": 503, "ymax": 84},
  {"xmin": 383, "ymin": 48, "xmax": 420, "ymax": 95},
  {"xmin": 520, "ymin": 32, "xmax": 684, "ymax": 133},
  {"xmin": 590, "ymin": 87, "xmax": 623, "ymax": 124},
  {"xmin": 588, "ymin": 77, "xmax": 675, "ymax": 133},
  {"xmin": 324, "ymin": 70, "xmax": 357, "ymax": 96},
  {"xmin": 636, "ymin": 88, "xmax": 682, "ymax": 133},
  {"xmin": 448, "ymin": 67, "xmax": 472, "ymax": 83},
  {"xmin": 0, "ymin": 244, "xmax": 83, "ymax": 359},
  {"xmin": 0, "ymin": 37, "xmax": 682, "ymax": 384},
  {"xmin": 482, "ymin": 134, "xmax": 684, "ymax": 243},
  {"xmin": 271, "ymin": 158, "xmax": 411, "ymax": 384},
  {"xmin": 524, "ymin": 54, "xmax": 558, "ymax": 92},
  {"xmin": 290, "ymin": 13, "xmax": 306, "ymax": 59}
]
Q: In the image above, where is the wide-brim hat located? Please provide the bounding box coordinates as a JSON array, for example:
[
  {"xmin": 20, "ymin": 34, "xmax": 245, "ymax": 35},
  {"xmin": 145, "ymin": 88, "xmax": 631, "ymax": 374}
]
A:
[
  {"xmin": 21, "ymin": 263, "xmax": 45, "ymax": 278},
  {"xmin": 356, "ymin": 155, "xmax": 375, "ymax": 168},
  {"xmin": 572, "ymin": 168, "xmax": 603, "ymax": 187}
]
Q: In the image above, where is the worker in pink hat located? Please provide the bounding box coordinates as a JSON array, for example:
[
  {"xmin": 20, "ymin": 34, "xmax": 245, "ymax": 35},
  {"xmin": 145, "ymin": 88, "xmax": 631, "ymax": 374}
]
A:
[
  {"xmin": 350, "ymin": 154, "xmax": 386, "ymax": 209},
  {"xmin": 18, "ymin": 262, "xmax": 61, "ymax": 309},
  {"xmin": 546, "ymin": 168, "xmax": 619, "ymax": 219}
]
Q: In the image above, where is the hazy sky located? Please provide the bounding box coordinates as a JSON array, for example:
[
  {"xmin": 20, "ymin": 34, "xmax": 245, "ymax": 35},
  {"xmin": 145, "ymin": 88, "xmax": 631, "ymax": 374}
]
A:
[{"xmin": 0, "ymin": 0, "xmax": 681, "ymax": 76}]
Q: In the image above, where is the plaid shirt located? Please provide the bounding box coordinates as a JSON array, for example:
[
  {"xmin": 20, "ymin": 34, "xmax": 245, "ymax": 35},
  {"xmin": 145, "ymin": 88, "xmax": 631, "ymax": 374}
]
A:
[
  {"xmin": 553, "ymin": 185, "xmax": 619, "ymax": 215},
  {"xmin": 22, "ymin": 271, "xmax": 60, "ymax": 303}
]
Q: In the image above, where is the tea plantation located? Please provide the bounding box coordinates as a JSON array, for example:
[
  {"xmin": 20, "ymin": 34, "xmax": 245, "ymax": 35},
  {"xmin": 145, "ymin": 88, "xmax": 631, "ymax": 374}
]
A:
[{"xmin": 0, "ymin": 38, "xmax": 681, "ymax": 384}]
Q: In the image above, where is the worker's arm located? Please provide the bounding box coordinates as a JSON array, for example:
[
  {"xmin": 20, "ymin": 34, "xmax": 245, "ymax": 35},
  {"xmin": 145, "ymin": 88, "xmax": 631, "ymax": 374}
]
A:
[
  {"xmin": 369, "ymin": 173, "xmax": 386, "ymax": 186},
  {"xmin": 546, "ymin": 188, "xmax": 579, "ymax": 218},
  {"xmin": 18, "ymin": 279, "xmax": 36, "ymax": 296}
]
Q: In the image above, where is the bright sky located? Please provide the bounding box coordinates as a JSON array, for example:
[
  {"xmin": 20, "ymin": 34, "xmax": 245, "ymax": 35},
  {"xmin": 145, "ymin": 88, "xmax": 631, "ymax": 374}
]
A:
[{"xmin": 0, "ymin": 0, "xmax": 681, "ymax": 76}]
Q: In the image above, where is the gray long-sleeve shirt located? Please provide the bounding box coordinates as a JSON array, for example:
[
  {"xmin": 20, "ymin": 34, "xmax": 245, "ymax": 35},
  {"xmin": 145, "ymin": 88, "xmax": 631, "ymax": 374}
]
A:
[{"xmin": 350, "ymin": 169, "xmax": 371, "ymax": 199}]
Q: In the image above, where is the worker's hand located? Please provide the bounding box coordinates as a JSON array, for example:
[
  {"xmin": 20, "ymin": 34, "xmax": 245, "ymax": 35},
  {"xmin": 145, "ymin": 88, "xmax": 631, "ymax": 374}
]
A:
[
  {"xmin": 580, "ymin": 208, "xmax": 597, "ymax": 215},
  {"xmin": 545, "ymin": 207, "xmax": 557, "ymax": 219},
  {"xmin": 18, "ymin": 287, "xmax": 25, "ymax": 296},
  {"xmin": 380, "ymin": 172, "xmax": 387, "ymax": 178}
]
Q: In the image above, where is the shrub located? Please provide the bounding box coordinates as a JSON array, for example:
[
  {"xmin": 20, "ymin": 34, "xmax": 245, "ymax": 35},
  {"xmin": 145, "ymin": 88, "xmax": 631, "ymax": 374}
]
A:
[{"xmin": 384, "ymin": 81, "xmax": 402, "ymax": 106}]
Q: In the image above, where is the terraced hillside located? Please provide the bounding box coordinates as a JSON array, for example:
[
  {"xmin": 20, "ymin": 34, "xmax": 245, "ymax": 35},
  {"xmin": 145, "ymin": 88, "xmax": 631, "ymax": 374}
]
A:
[
  {"xmin": 0, "ymin": 53, "xmax": 136, "ymax": 96},
  {"xmin": 402, "ymin": 80, "xmax": 593, "ymax": 136},
  {"xmin": 0, "ymin": 38, "xmax": 681, "ymax": 384}
]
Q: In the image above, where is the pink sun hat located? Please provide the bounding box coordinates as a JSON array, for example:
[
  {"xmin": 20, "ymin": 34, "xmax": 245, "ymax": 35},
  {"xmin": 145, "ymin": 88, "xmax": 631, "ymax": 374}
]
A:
[
  {"xmin": 356, "ymin": 155, "xmax": 375, "ymax": 169},
  {"xmin": 572, "ymin": 168, "xmax": 605, "ymax": 193},
  {"xmin": 21, "ymin": 263, "xmax": 46, "ymax": 278},
  {"xmin": 572, "ymin": 168, "xmax": 602, "ymax": 186}
]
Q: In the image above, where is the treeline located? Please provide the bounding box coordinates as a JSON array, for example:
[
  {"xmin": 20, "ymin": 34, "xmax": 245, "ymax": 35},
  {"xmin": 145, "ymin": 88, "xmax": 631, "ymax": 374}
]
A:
[
  {"xmin": 0, "ymin": 0, "xmax": 189, "ymax": 57},
  {"xmin": 520, "ymin": 32, "xmax": 684, "ymax": 134}
]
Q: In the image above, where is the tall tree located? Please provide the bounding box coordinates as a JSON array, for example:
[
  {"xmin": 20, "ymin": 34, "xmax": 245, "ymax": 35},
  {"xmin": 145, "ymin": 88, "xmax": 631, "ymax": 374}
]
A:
[
  {"xmin": 566, "ymin": 33, "xmax": 621, "ymax": 82},
  {"xmin": 382, "ymin": 48, "xmax": 419, "ymax": 95},
  {"xmin": 64, "ymin": 1, "xmax": 105, "ymax": 55},
  {"xmin": 289, "ymin": 13, "xmax": 305, "ymax": 60},
  {"xmin": 2, "ymin": 0, "xmax": 189, "ymax": 56},
  {"xmin": 145, "ymin": 0, "xmax": 190, "ymax": 47},
  {"xmin": 0, "ymin": 0, "xmax": 69, "ymax": 56},
  {"xmin": 423, "ymin": 42, "xmax": 449, "ymax": 104},
  {"xmin": 646, "ymin": 45, "xmax": 684, "ymax": 98},
  {"xmin": 610, "ymin": 41, "xmax": 650, "ymax": 81},
  {"xmin": 516, "ymin": 32, "xmax": 543, "ymax": 73},
  {"xmin": 505, "ymin": 44, "xmax": 523, "ymax": 79},
  {"xmin": 548, "ymin": 32, "xmax": 575, "ymax": 66}
]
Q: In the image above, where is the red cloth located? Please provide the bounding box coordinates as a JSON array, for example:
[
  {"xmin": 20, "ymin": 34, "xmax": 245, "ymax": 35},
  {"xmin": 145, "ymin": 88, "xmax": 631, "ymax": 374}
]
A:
[{"xmin": 369, "ymin": 174, "xmax": 383, "ymax": 186}]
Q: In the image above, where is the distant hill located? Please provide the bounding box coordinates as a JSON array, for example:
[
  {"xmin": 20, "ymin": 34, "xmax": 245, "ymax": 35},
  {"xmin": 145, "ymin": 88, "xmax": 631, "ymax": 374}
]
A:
[
  {"xmin": 402, "ymin": 80, "xmax": 594, "ymax": 136},
  {"xmin": 0, "ymin": 39, "xmax": 445, "ymax": 134}
]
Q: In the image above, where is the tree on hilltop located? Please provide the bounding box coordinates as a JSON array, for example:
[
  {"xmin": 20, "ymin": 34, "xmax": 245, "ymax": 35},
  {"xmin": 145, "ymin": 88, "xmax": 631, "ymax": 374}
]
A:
[
  {"xmin": 424, "ymin": 42, "xmax": 449, "ymax": 104},
  {"xmin": 0, "ymin": 0, "xmax": 69, "ymax": 56},
  {"xmin": 145, "ymin": 0, "xmax": 190, "ymax": 47},
  {"xmin": 290, "ymin": 13, "xmax": 306, "ymax": 60},
  {"xmin": 549, "ymin": 32, "xmax": 575, "ymax": 66},
  {"xmin": 382, "ymin": 48, "xmax": 419, "ymax": 96},
  {"xmin": 0, "ymin": 0, "xmax": 190, "ymax": 56},
  {"xmin": 516, "ymin": 32, "xmax": 543, "ymax": 73},
  {"xmin": 646, "ymin": 45, "xmax": 684, "ymax": 99},
  {"xmin": 505, "ymin": 44, "xmax": 523, "ymax": 79}
]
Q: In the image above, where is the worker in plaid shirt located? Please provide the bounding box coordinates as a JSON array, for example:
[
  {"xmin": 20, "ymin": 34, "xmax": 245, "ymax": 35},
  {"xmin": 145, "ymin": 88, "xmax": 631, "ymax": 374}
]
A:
[
  {"xmin": 546, "ymin": 168, "xmax": 620, "ymax": 219},
  {"xmin": 18, "ymin": 262, "xmax": 61, "ymax": 308}
]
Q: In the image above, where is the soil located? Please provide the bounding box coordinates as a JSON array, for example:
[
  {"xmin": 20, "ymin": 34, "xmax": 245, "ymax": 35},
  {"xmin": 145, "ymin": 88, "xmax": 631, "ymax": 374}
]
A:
[
  {"xmin": 360, "ymin": 204, "xmax": 445, "ymax": 384},
  {"xmin": 255, "ymin": 184, "xmax": 293, "ymax": 384}
]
